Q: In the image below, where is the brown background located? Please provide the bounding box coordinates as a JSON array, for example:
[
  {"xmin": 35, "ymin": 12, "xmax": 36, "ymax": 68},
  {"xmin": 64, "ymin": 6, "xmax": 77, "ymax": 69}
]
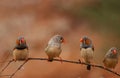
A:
[{"xmin": 0, "ymin": 0, "xmax": 120, "ymax": 78}]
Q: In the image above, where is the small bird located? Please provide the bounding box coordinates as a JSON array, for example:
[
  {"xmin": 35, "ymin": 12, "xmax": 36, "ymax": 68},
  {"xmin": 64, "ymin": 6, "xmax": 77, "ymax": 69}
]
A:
[
  {"xmin": 45, "ymin": 35, "xmax": 64, "ymax": 62},
  {"xmin": 103, "ymin": 47, "xmax": 119, "ymax": 69},
  {"xmin": 13, "ymin": 36, "xmax": 29, "ymax": 61},
  {"xmin": 80, "ymin": 36, "xmax": 94, "ymax": 70}
]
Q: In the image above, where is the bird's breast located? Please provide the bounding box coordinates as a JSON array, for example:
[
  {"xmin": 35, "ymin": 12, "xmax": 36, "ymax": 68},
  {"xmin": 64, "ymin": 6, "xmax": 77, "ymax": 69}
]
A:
[
  {"xmin": 80, "ymin": 48, "xmax": 94, "ymax": 60},
  {"xmin": 45, "ymin": 46, "xmax": 61, "ymax": 57},
  {"xmin": 13, "ymin": 49, "xmax": 29, "ymax": 60},
  {"xmin": 103, "ymin": 58, "xmax": 118, "ymax": 68}
]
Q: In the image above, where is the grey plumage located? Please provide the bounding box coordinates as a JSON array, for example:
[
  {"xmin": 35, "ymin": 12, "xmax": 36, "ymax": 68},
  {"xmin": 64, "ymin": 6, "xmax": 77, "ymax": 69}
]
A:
[
  {"xmin": 45, "ymin": 35, "xmax": 64, "ymax": 61},
  {"xmin": 103, "ymin": 47, "xmax": 119, "ymax": 69},
  {"xmin": 13, "ymin": 36, "xmax": 29, "ymax": 61},
  {"xmin": 80, "ymin": 36, "xmax": 94, "ymax": 70},
  {"xmin": 80, "ymin": 36, "xmax": 94, "ymax": 50}
]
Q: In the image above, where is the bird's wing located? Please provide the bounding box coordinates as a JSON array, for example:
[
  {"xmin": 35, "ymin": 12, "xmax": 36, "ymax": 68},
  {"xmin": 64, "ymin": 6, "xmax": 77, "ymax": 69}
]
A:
[{"xmin": 92, "ymin": 46, "xmax": 94, "ymax": 51}]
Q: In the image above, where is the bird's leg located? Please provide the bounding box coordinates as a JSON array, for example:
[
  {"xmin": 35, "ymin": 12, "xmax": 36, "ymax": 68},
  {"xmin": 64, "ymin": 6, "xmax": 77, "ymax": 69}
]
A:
[
  {"xmin": 58, "ymin": 57, "xmax": 63, "ymax": 63},
  {"xmin": 47, "ymin": 56, "xmax": 53, "ymax": 62},
  {"xmin": 90, "ymin": 60, "xmax": 96, "ymax": 67},
  {"xmin": 13, "ymin": 57, "xmax": 17, "ymax": 62},
  {"xmin": 48, "ymin": 56, "xmax": 50, "ymax": 61},
  {"xmin": 79, "ymin": 58, "xmax": 85, "ymax": 63},
  {"xmin": 78, "ymin": 59, "xmax": 81, "ymax": 63},
  {"xmin": 111, "ymin": 68, "xmax": 116, "ymax": 72},
  {"xmin": 25, "ymin": 57, "xmax": 29, "ymax": 61},
  {"xmin": 78, "ymin": 58, "xmax": 85, "ymax": 66}
]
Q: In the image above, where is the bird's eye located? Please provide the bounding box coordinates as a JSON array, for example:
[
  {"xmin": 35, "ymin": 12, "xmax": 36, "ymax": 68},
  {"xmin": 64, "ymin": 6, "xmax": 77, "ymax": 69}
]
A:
[
  {"xmin": 59, "ymin": 37, "xmax": 62, "ymax": 40},
  {"xmin": 60, "ymin": 37, "xmax": 64, "ymax": 43}
]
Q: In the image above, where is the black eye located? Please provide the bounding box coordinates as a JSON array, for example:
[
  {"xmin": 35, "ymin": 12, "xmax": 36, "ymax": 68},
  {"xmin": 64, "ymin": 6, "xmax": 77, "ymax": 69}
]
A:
[{"xmin": 60, "ymin": 37, "xmax": 63, "ymax": 40}]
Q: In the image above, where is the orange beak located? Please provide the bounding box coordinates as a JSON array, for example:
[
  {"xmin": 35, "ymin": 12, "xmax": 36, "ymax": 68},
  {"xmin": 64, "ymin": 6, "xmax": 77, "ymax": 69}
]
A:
[
  {"xmin": 61, "ymin": 39, "xmax": 65, "ymax": 43},
  {"xmin": 113, "ymin": 49, "xmax": 117, "ymax": 54},
  {"xmin": 20, "ymin": 38, "xmax": 24, "ymax": 44}
]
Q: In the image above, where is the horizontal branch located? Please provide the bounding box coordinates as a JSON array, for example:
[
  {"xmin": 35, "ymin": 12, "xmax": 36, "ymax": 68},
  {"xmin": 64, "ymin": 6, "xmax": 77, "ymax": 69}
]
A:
[
  {"xmin": 9, "ymin": 60, "xmax": 28, "ymax": 78},
  {"xmin": 0, "ymin": 59, "xmax": 14, "ymax": 74},
  {"xmin": 0, "ymin": 57, "xmax": 120, "ymax": 78},
  {"xmin": 28, "ymin": 58, "xmax": 120, "ymax": 77}
]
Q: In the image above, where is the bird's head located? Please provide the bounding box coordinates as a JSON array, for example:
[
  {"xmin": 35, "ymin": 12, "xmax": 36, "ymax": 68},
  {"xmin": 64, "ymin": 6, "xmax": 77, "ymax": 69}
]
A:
[
  {"xmin": 16, "ymin": 36, "xmax": 26, "ymax": 45},
  {"xmin": 110, "ymin": 47, "xmax": 118, "ymax": 55},
  {"xmin": 53, "ymin": 35, "xmax": 65, "ymax": 44},
  {"xmin": 80, "ymin": 36, "xmax": 91, "ymax": 45}
]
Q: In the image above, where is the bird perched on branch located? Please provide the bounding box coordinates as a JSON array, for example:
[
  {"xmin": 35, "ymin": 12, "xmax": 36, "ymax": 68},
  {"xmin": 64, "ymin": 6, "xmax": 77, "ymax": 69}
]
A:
[
  {"xmin": 80, "ymin": 36, "xmax": 94, "ymax": 70},
  {"xmin": 13, "ymin": 36, "xmax": 29, "ymax": 61},
  {"xmin": 45, "ymin": 35, "xmax": 64, "ymax": 62},
  {"xmin": 103, "ymin": 47, "xmax": 119, "ymax": 69}
]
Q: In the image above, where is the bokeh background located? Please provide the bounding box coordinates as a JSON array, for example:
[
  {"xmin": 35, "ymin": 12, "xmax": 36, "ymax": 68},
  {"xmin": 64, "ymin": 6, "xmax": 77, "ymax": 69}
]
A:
[{"xmin": 0, "ymin": 0, "xmax": 120, "ymax": 78}]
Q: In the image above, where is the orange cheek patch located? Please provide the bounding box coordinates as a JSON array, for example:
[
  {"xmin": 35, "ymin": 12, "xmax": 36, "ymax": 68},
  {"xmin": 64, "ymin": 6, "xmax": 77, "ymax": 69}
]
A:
[
  {"xmin": 113, "ymin": 50, "xmax": 117, "ymax": 54},
  {"xmin": 16, "ymin": 40, "xmax": 20, "ymax": 44},
  {"xmin": 80, "ymin": 38, "xmax": 83, "ymax": 42}
]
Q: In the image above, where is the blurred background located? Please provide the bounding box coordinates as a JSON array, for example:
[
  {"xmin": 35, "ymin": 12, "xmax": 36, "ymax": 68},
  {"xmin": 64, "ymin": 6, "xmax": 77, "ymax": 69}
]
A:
[{"xmin": 0, "ymin": 0, "xmax": 120, "ymax": 78}]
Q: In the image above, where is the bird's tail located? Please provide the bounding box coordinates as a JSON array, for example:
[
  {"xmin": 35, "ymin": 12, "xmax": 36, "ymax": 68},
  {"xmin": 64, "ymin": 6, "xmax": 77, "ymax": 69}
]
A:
[
  {"xmin": 86, "ymin": 59, "xmax": 91, "ymax": 70},
  {"xmin": 87, "ymin": 65, "xmax": 91, "ymax": 70},
  {"xmin": 48, "ymin": 57, "xmax": 53, "ymax": 62}
]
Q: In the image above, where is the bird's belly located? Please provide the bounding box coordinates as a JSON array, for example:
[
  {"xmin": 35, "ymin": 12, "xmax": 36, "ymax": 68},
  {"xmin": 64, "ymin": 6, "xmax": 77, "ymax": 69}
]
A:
[
  {"xmin": 13, "ymin": 49, "xmax": 29, "ymax": 60},
  {"xmin": 103, "ymin": 58, "xmax": 118, "ymax": 68},
  {"xmin": 80, "ymin": 48, "xmax": 93, "ymax": 62},
  {"xmin": 46, "ymin": 47, "xmax": 61, "ymax": 57}
]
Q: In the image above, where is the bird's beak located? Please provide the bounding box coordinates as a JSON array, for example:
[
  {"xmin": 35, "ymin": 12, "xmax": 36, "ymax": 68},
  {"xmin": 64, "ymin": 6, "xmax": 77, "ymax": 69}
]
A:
[
  {"xmin": 20, "ymin": 38, "xmax": 24, "ymax": 44},
  {"xmin": 61, "ymin": 39, "xmax": 65, "ymax": 43},
  {"xmin": 113, "ymin": 49, "xmax": 117, "ymax": 54},
  {"xmin": 80, "ymin": 38, "xmax": 83, "ymax": 42}
]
